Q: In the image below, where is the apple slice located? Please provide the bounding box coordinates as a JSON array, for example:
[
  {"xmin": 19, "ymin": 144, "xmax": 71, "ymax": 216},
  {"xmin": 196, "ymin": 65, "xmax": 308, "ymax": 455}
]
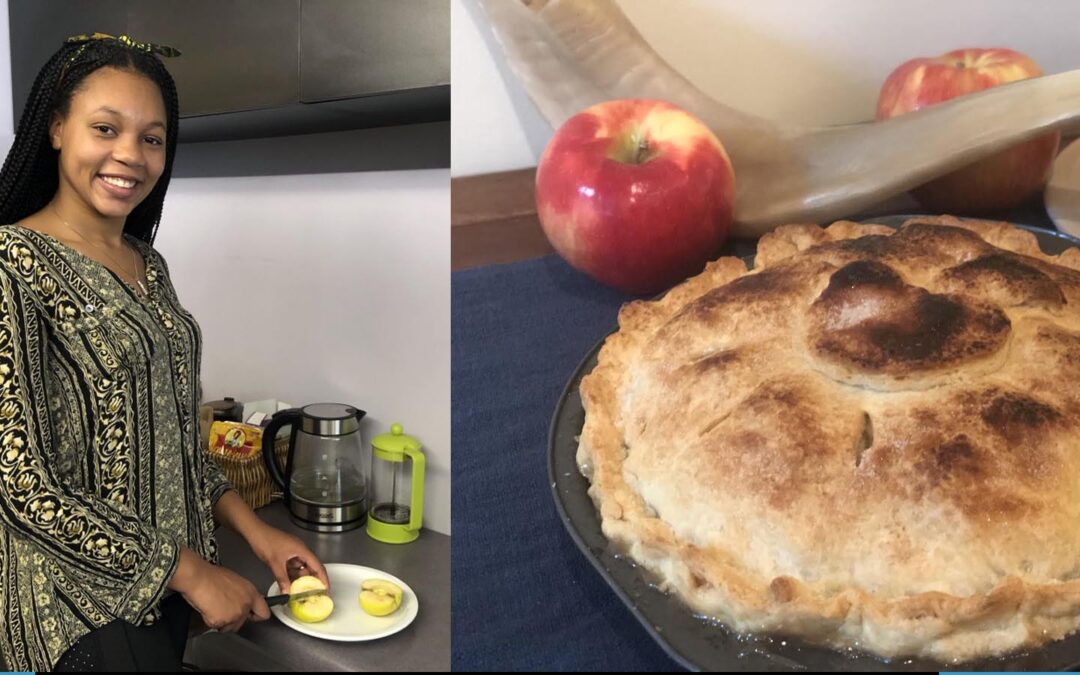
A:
[
  {"xmin": 288, "ymin": 575, "xmax": 334, "ymax": 623},
  {"xmin": 359, "ymin": 579, "xmax": 403, "ymax": 617}
]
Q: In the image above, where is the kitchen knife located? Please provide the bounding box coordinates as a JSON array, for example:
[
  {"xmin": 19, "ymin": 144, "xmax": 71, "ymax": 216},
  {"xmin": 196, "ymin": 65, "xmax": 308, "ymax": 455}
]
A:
[{"xmin": 265, "ymin": 588, "xmax": 329, "ymax": 607}]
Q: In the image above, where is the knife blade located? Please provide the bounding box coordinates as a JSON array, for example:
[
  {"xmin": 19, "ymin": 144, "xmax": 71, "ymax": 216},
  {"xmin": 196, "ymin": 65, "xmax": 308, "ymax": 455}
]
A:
[{"xmin": 265, "ymin": 588, "xmax": 329, "ymax": 607}]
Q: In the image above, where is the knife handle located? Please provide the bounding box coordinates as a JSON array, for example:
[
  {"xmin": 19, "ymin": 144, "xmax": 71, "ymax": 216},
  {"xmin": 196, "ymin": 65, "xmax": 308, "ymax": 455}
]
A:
[{"xmin": 265, "ymin": 594, "xmax": 291, "ymax": 607}]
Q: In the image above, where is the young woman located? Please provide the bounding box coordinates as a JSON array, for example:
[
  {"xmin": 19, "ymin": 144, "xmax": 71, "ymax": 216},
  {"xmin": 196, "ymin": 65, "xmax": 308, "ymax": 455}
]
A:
[{"xmin": 0, "ymin": 33, "xmax": 329, "ymax": 671}]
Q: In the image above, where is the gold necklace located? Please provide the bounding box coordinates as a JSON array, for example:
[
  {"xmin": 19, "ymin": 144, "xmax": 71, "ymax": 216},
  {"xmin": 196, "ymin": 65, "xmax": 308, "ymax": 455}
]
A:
[{"xmin": 52, "ymin": 207, "xmax": 149, "ymax": 297}]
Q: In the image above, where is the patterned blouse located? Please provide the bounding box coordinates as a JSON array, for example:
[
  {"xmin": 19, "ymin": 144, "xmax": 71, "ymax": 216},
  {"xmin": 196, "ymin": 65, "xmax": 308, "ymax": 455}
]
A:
[{"xmin": 0, "ymin": 225, "xmax": 232, "ymax": 672}]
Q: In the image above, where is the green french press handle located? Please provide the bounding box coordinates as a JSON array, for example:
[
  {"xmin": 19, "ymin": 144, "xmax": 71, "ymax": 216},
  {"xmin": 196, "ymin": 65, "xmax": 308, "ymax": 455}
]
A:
[{"xmin": 403, "ymin": 446, "xmax": 425, "ymax": 532}]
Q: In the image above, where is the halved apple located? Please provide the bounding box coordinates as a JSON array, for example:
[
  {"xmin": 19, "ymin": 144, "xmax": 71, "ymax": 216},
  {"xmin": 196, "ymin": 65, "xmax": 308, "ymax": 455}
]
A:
[
  {"xmin": 359, "ymin": 579, "xmax": 403, "ymax": 616},
  {"xmin": 288, "ymin": 575, "xmax": 334, "ymax": 623}
]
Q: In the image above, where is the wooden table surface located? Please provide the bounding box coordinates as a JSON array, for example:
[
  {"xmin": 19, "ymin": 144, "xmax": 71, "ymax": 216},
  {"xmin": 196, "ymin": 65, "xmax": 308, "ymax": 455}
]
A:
[
  {"xmin": 451, "ymin": 167, "xmax": 552, "ymax": 270},
  {"xmin": 452, "ymin": 165, "xmax": 1066, "ymax": 271}
]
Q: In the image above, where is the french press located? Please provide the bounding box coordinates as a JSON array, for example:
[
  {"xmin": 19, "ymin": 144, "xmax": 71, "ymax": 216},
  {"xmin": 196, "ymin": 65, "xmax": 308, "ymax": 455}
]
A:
[
  {"xmin": 262, "ymin": 403, "xmax": 367, "ymax": 533},
  {"xmin": 367, "ymin": 423, "xmax": 426, "ymax": 544}
]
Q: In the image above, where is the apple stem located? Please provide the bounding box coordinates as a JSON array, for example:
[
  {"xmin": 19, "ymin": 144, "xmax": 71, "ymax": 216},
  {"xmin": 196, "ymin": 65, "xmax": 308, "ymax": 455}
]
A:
[
  {"xmin": 634, "ymin": 138, "xmax": 651, "ymax": 165},
  {"xmin": 607, "ymin": 130, "xmax": 657, "ymax": 165}
]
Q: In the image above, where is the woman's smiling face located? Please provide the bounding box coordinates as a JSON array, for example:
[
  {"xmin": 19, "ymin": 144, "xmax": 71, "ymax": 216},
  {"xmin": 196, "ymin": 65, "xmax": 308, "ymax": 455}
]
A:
[{"xmin": 49, "ymin": 66, "xmax": 167, "ymax": 221}]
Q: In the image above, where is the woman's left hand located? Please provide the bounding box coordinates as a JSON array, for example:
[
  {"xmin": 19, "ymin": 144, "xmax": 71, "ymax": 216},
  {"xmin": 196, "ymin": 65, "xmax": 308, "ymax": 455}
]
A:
[{"xmin": 249, "ymin": 525, "xmax": 331, "ymax": 594}]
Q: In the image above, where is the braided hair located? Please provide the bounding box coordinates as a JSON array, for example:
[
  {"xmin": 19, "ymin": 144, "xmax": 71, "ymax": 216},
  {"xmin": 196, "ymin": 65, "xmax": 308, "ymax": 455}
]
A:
[{"xmin": 0, "ymin": 38, "xmax": 180, "ymax": 244}]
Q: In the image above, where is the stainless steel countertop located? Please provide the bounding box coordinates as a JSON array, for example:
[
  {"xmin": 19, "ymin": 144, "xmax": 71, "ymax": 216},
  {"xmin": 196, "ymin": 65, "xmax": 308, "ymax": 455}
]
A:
[{"xmin": 209, "ymin": 501, "xmax": 450, "ymax": 672}]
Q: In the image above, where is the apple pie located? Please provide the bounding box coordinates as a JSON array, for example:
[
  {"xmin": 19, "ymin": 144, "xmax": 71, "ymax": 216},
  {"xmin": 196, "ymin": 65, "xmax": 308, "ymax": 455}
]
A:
[{"xmin": 577, "ymin": 215, "xmax": 1080, "ymax": 662}]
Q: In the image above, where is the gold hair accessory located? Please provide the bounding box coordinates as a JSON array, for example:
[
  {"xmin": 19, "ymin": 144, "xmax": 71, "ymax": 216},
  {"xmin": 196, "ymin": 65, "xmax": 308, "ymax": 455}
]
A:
[
  {"xmin": 55, "ymin": 32, "xmax": 179, "ymax": 94},
  {"xmin": 64, "ymin": 32, "xmax": 180, "ymax": 58}
]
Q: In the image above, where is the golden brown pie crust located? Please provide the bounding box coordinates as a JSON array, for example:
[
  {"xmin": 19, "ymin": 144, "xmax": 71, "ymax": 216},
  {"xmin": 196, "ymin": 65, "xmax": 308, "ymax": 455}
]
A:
[{"xmin": 577, "ymin": 216, "xmax": 1080, "ymax": 662}]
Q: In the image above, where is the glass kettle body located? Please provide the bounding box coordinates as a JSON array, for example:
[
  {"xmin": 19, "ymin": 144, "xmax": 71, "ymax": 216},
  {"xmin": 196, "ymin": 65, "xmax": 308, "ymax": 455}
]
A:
[{"xmin": 263, "ymin": 403, "xmax": 367, "ymax": 532}]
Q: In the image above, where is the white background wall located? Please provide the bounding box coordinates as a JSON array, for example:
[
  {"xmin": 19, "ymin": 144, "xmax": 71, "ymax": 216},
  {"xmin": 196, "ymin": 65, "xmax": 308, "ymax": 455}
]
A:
[
  {"xmin": 158, "ymin": 172, "xmax": 450, "ymax": 537},
  {"xmin": 453, "ymin": 0, "xmax": 1080, "ymax": 177},
  {"xmin": 0, "ymin": 3, "xmax": 452, "ymax": 535}
]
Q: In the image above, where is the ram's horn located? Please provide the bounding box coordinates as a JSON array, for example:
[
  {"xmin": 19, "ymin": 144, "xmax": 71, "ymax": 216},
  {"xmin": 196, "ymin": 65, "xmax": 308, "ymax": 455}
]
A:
[
  {"xmin": 476, "ymin": 0, "xmax": 1080, "ymax": 235},
  {"xmin": 475, "ymin": 0, "xmax": 787, "ymax": 164}
]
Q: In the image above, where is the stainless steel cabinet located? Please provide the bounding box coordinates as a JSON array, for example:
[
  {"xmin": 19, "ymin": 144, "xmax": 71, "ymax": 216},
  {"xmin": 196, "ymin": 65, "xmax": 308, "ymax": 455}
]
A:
[
  {"xmin": 301, "ymin": 0, "xmax": 450, "ymax": 102},
  {"xmin": 128, "ymin": 0, "xmax": 300, "ymax": 118},
  {"xmin": 9, "ymin": 0, "xmax": 450, "ymax": 142}
]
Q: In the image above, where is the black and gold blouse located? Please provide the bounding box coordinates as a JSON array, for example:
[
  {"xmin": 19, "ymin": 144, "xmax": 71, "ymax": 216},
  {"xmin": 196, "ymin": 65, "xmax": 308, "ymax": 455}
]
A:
[{"xmin": 0, "ymin": 225, "xmax": 232, "ymax": 672}]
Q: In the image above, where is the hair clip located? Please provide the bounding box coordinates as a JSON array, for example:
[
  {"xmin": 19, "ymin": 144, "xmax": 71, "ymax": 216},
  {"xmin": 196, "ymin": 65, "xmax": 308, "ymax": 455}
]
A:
[
  {"xmin": 64, "ymin": 32, "xmax": 181, "ymax": 58},
  {"xmin": 54, "ymin": 32, "xmax": 180, "ymax": 92}
]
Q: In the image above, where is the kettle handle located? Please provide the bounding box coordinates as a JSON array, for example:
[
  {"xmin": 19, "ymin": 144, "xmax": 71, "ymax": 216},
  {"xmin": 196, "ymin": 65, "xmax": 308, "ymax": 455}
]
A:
[
  {"xmin": 403, "ymin": 446, "xmax": 425, "ymax": 533},
  {"xmin": 262, "ymin": 408, "xmax": 303, "ymax": 491}
]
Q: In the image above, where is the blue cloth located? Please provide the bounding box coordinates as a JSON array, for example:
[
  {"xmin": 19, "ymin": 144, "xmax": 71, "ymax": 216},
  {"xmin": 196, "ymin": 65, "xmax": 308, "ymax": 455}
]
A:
[{"xmin": 451, "ymin": 255, "xmax": 680, "ymax": 671}]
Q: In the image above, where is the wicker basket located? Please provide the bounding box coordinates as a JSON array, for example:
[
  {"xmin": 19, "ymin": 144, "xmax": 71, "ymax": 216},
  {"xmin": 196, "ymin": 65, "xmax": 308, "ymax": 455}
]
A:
[{"xmin": 200, "ymin": 406, "xmax": 289, "ymax": 510}]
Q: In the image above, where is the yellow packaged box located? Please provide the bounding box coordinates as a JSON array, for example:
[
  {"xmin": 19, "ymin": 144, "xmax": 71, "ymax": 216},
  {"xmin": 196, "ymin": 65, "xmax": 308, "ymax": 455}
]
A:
[
  {"xmin": 206, "ymin": 419, "xmax": 288, "ymax": 510},
  {"xmin": 210, "ymin": 420, "xmax": 263, "ymax": 458}
]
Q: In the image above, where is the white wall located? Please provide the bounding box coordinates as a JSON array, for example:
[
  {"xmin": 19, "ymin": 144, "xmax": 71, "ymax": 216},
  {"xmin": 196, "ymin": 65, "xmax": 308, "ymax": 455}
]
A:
[
  {"xmin": 158, "ymin": 172, "xmax": 451, "ymax": 536},
  {"xmin": 0, "ymin": 3, "xmax": 452, "ymax": 535},
  {"xmin": 453, "ymin": 0, "xmax": 1080, "ymax": 177}
]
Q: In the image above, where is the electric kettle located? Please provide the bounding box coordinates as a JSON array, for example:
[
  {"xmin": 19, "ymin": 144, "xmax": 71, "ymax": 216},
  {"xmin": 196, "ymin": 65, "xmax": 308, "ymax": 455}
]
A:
[{"xmin": 262, "ymin": 403, "xmax": 367, "ymax": 532}]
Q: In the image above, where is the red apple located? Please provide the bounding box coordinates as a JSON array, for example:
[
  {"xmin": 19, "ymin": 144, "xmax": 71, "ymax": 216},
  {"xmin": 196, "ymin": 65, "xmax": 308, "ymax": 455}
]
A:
[
  {"xmin": 876, "ymin": 48, "xmax": 1060, "ymax": 214},
  {"xmin": 534, "ymin": 99, "xmax": 735, "ymax": 294}
]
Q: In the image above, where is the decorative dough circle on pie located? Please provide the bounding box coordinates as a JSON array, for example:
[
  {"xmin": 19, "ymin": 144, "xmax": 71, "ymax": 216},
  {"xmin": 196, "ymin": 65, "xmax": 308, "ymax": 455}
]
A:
[{"xmin": 577, "ymin": 216, "xmax": 1080, "ymax": 662}]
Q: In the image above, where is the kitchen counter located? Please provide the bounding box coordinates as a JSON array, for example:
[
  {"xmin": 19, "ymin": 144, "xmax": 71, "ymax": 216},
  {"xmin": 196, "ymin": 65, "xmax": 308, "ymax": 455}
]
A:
[{"xmin": 192, "ymin": 501, "xmax": 450, "ymax": 672}]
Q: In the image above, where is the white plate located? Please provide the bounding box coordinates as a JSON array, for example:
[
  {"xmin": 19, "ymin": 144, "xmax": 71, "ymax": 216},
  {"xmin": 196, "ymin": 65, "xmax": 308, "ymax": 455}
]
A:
[
  {"xmin": 267, "ymin": 563, "xmax": 418, "ymax": 642},
  {"xmin": 1045, "ymin": 137, "xmax": 1080, "ymax": 238}
]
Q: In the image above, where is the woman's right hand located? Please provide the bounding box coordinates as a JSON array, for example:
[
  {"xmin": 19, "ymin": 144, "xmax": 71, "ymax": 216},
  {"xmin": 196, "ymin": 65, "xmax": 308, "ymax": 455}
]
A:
[{"xmin": 169, "ymin": 547, "xmax": 271, "ymax": 632}]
